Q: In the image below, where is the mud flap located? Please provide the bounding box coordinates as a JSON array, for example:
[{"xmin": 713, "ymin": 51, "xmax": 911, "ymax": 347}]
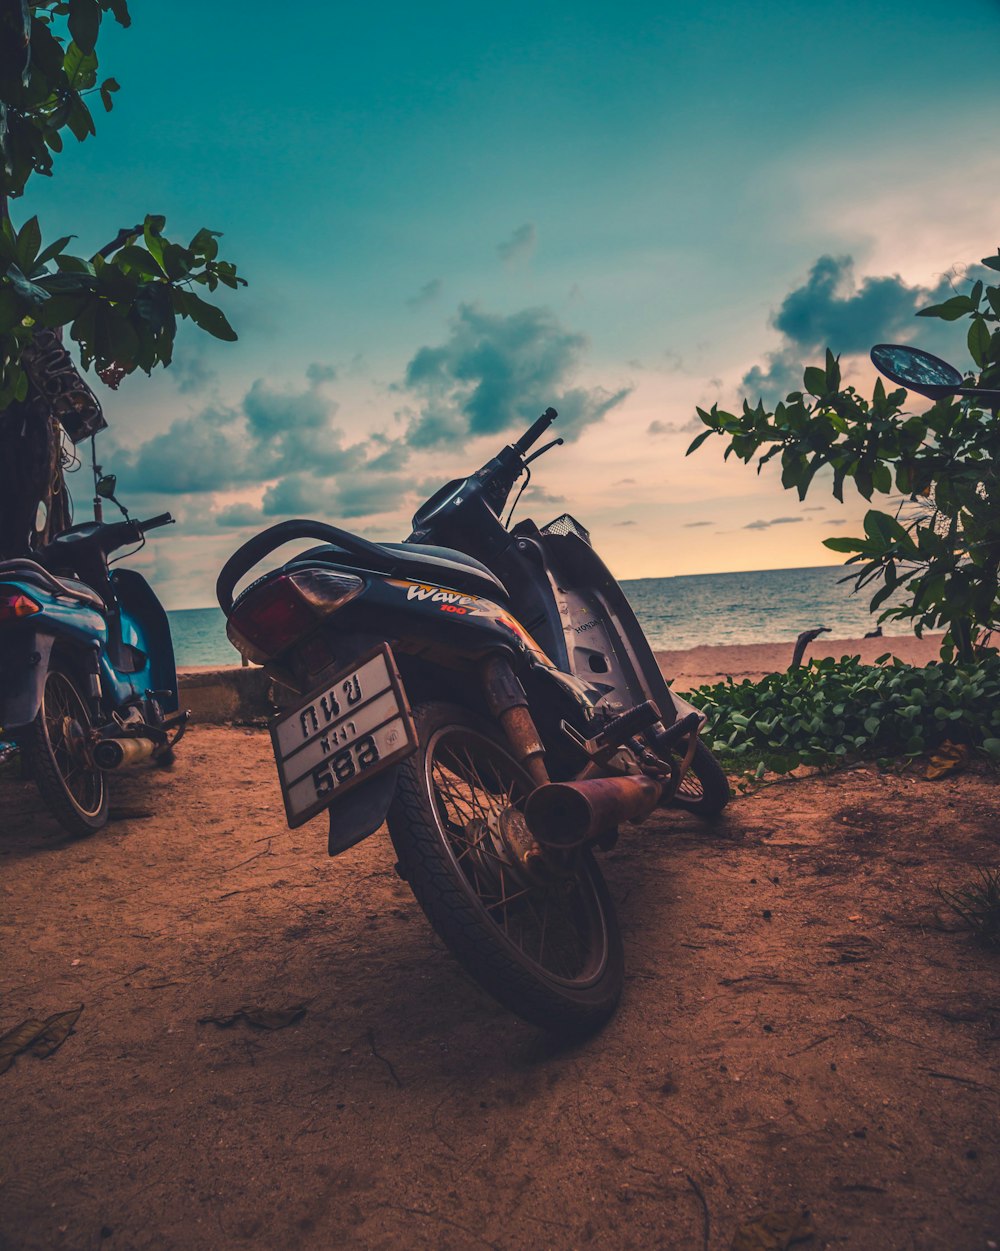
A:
[
  {"xmin": 327, "ymin": 763, "xmax": 401, "ymax": 856},
  {"xmin": 0, "ymin": 632, "xmax": 54, "ymax": 732}
]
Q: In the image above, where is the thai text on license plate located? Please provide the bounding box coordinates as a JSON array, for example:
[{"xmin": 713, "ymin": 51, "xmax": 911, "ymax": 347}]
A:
[{"xmin": 270, "ymin": 644, "xmax": 416, "ymax": 828}]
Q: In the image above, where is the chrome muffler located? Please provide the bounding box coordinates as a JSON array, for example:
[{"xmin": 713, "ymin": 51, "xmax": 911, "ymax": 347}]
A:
[
  {"xmin": 524, "ymin": 774, "xmax": 664, "ymax": 849},
  {"xmin": 92, "ymin": 736, "xmax": 157, "ymax": 770}
]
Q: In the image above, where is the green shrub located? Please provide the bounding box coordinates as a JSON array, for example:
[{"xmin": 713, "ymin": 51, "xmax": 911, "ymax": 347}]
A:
[{"xmin": 682, "ymin": 653, "xmax": 1000, "ymax": 774}]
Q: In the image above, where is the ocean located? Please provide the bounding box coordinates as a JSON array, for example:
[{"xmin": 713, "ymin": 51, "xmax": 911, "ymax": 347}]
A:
[{"xmin": 169, "ymin": 563, "xmax": 894, "ymax": 668}]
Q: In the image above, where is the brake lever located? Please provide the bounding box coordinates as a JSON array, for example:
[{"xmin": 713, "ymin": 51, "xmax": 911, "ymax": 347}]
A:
[{"xmin": 523, "ymin": 437, "xmax": 564, "ymax": 466}]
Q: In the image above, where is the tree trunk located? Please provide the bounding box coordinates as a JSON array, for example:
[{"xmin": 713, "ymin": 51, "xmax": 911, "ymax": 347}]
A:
[{"xmin": 0, "ymin": 389, "xmax": 72, "ymax": 558}]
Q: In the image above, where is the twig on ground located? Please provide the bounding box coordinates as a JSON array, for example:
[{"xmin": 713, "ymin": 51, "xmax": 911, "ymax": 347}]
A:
[
  {"xmin": 786, "ymin": 1033, "xmax": 834, "ymax": 1057},
  {"xmin": 221, "ymin": 841, "xmax": 273, "ymax": 872},
  {"xmin": 367, "ymin": 1027, "xmax": 402, "ymax": 1087},
  {"xmin": 686, "ymin": 1173, "xmax": 710, "ymax": 1251}
]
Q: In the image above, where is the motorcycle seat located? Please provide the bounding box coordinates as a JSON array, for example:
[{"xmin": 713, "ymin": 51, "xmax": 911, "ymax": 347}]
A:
[
  {"xmin": 0, "ymin": 560, "xmax": 106, "ymax": 612},
  {"xmin": 293, "ymin": 541, "xmax": 510, "ymax": 604}
]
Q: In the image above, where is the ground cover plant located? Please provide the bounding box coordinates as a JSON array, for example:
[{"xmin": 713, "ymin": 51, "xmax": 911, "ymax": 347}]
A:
[{"xmin": 683, "ymin": 652, "xmax": 1000, "ymax": 776}]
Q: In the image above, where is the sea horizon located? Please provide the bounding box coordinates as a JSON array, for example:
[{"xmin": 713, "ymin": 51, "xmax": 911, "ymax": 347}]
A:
[{"xmin": 167, "ymin": 562, "xmax": 905, "ymax": 669}]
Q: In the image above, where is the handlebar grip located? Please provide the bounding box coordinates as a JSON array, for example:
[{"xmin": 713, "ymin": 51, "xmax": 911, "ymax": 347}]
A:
[
  {"xmin": 140, "ymin": 513, "xmax": 174, "ymax": 532},
  {"xmin": 513, "ymin": 407, "xmax": 557, "ymax": 454}
]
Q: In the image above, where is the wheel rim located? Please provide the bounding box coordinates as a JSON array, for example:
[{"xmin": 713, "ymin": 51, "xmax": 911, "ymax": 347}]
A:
[
  {"xmin": 425, "ymin": 725, "xmax": 610, "ymax": 987},
  {"xmin": 41, "ymin": 672, "xmax": 105, "ymax": 817}
]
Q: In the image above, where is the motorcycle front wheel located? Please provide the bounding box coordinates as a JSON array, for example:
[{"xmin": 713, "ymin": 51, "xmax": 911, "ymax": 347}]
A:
[
  {"xmin": 669, "ymin": 739, "xmax": 731, "ymax": 817},
  {"xmin": 387, "ymin": 702, "xmax": 624, "ymax": 1036},
  {"xmin": 22, "ymin": 663, "xmax": 109, "ymax": 836}
]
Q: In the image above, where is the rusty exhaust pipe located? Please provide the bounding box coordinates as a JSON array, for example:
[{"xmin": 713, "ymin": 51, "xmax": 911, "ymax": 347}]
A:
[
  {"xmin": 524, "ymin": 774, "xmax": 663, "ymax": 849},
  {"xmin": 92, "ymin": 736, "xmax": 156, "ymax": 770}
]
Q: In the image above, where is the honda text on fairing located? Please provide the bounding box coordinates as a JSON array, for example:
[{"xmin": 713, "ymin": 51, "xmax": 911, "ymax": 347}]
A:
[
  {"xmin": 0, "ymin": 469, "xmax": 187, "ymax": 837},
  {"xmin": 216, "ymin": 407, "xmax": 730, "ymax": 1035}
]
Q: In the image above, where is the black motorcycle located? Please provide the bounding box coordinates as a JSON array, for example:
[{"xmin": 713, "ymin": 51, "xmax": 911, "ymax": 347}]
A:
[{"xmin": 216, "ymin": 407, "xmax": 729, "ymax": 1034}]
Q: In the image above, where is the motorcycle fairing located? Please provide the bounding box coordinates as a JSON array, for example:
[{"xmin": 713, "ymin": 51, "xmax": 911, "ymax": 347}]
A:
[
  {"xmin": 520, "ymin": 529, "xmax": 678, "ymax": 725},
  {"xmin": 0, "ymin": 628, "xmax": 55, "ymax": 731},
  {"xmin": 112, "ymin": 570, "xmax": 180, "ymax": 712}
]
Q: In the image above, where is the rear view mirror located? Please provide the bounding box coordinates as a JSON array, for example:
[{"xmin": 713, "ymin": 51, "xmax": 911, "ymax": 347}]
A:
[
  {"xmin": 96, "ymin": 473, "xmax": 118, "ymax": 499},
  {"xmin": 870, "ymin": 344, "xmax": 964, "ymax": 400}
]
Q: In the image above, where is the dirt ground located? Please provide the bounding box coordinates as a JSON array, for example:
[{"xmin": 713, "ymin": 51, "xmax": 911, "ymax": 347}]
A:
[{"xmin": 1, "ymin": 725, "xmax": 999, "ymax": 1251}]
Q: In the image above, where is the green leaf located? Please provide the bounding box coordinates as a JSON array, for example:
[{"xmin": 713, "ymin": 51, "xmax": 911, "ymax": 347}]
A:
[
  {"xmin": 983, "ymin": 738, "xmax": 1000, "ymax": 758},
  {"xmin": 686, "ymin": 429, "xmax": 714, "ymax": 456},
  {"xmin": 142, "ymin": 216, "xmax": 166, "ymax": 272},
  {"xmin": 968, "ymin": 317, "xmax": 990, "ymax": 369},
  {"xmin": 917, "ymin": 295, "xmax": 975, "ymax": 321},
  {"xmin": 822, "ymin": 536, "xmax": 864, "ymax": 553},
  {"xmin": 4, "ymin": 265, "xmax": 50, "ymax": 305},
  {"xmin": 67, "ymin": 0, "xmax": 101, "ymax": 53},
  {"xmin": 63, "ymin": 41, "xmax": 98, "ymax": 90},
  {"xmin": 15, "ymin": 217, "xmax": 42, "ymax": 270},
  {"xmin": 99, "ymin": 77, "xmax": 120, "ymax": 111},
  {"xmin": 0, "ymin": 289, "xmax": 24, "ymax": 332},
  {"xmin": 981, "ymin": 252, "xmax": 1000, "ymax": 273},
  {"xmin": 33, "ymin": 235, "xmax": 74, "ymax": 271},
  {"xmin": 803, "ymin": 365, "xmax": 826, "ymax": 396},
  {"xmin": 178, "ymin": 291, "xmax": 237, "ymax": 341}
]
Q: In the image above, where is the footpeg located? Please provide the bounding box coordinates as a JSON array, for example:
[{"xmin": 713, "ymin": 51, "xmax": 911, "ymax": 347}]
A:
[{"xmin": 561, "ymin": 699, "xmax": 661, "ymax": 765}]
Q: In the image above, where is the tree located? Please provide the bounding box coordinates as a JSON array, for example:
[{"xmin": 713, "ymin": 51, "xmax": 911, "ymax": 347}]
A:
[
  {"xmin": 0, "ymin": 0, "xmax": 244, "ymax": 554},
  {"xmin": 686, "ymin": 253, "xmax": 1000, "ymax": 663}
]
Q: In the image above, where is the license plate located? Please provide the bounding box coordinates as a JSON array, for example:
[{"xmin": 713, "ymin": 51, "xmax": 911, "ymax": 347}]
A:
[{"xmin": 269, "ymin": 644, "xmax": 417, "ymax": 828}]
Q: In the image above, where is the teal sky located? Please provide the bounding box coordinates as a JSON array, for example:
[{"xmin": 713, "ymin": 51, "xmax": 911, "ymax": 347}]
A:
[{"xmin": 22, "ymin": 0, "xmax": 1000, "ymax": 607}]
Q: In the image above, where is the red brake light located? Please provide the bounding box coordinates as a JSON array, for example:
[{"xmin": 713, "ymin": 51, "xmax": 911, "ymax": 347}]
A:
[
  {"xmin": 227, "ymin": 570, "xmax": 363, "ymax": 663},
  {"xmin": 0, "ymin": 589, "xmax": 42, "ymax": 622}
]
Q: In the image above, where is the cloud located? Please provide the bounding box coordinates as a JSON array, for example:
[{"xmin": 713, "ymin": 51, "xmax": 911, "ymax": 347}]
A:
[
  {"xmin": 683, "ymin": 520, "xmax": 712, "ymax": 528},
  {"xmin": 497, "ymin": 223, "xmax": 537, "ymax": 265},
  {"xmin": 741, "ymin": 255, "xmax": 967, "ymax": 405},
  {"xmin": 401, "ymin": 303, "xmax": 630, "ymax": 447},
  {"xmin": 647, "ymin": 417, "xmax": 701, "ymax": 436},
  {"xmin": 743, "ymin": 516, "xmax": 804, "ymax": 530},
  {"xmin": 215, "ymin": 502, "xmax": 264, "ymax": 527},
  {"xmin": 115, "ymin": 367, "xmax": 374, "ymax": 500},
  {"xmin": 119, "ymin": 404, "xmax": 249, "ymax": 494},
  {"xmin": 803, "ymin": 506, "xmax": 826, "ymax": 512},
  {"xmin": 406, "ymin": 279, "xmax": 443, "ymax": 310},
  {"xmin": 614, "ymin": 520, "xmax": 637, "ymax": 527},
  {"xmin": 521, "ymin": 484, "xmax": 565, "ymax": 507},
  {"xmin": 170, "ymin": 352, "xmax": 216, "ymax": 395}
]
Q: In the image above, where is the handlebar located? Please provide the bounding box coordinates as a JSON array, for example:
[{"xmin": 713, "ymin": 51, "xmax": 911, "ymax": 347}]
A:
[
  {"xmin": 139, "ymin": 513, "xmax": 174, "ymax": 532},
  {"xmin": 513, "ymin": 408, "xmax": 557, "ymax": 455}
]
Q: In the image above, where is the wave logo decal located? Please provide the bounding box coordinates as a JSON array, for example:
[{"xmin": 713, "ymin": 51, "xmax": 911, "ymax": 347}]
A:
[{"xmin": 402, "ymin": 582, "xmax": 480, "ymax": 609}]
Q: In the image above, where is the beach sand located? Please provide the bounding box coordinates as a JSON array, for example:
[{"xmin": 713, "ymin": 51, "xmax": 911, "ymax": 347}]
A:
[{"xmin": 657, "ymin": 632, "xmax": 945, "ymax": 691}]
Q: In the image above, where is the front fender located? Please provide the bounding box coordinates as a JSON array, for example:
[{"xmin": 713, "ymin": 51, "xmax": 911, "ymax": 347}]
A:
[{"xmin": 0, "ymin": 631, "xmax": 55, "ymax": 732}]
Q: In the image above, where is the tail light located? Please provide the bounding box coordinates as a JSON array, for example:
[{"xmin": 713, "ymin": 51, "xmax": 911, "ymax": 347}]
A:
[
  {"xmin": 227, "ymin": 568, "xmax": 363, "ymax": 664},
  {"xmin": 0, "ymin": 587, "xmax": 42, "ymax": 623}
]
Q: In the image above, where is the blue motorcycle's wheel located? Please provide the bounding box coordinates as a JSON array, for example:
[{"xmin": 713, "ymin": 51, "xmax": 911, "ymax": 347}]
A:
[
  {"xmin": 23, "ymin": 664, "xmax": 108, "ymax": 836},
  {"xmin": 388, "ymin": 702, "xmax": 624, "ymax": 1036}
]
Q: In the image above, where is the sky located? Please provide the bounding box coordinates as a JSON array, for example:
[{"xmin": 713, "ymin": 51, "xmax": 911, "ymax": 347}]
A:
[{"xmin": 21, "ymin": 0, "xmax": 1000, "ymax": 608}]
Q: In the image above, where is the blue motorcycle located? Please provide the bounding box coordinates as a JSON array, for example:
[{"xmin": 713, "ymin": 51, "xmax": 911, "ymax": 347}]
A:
[{"xmin": 0, "ymin": 508, "xmax": 187, "ymax": 836}]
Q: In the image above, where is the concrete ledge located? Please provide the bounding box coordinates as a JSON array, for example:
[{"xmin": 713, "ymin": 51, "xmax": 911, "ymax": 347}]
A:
[{"xmin": 177, "ymin": 666, "xmax": 272, "ymax": 724}]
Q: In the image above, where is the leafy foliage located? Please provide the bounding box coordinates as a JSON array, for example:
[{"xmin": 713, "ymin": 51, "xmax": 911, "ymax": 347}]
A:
[
  {"xmin": 687, "ymin": 254, "xmax": 1000, "ymax": 661},
  {"xmin": 0, "ymin": 1, "xmax": 244, "ymax": 409},
  {"xmin": 683, "ymin": 653, "xmax": 1000, "ymax": 774}
]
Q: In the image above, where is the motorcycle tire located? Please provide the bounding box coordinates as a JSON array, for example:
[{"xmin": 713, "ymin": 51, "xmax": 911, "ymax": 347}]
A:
[
  {"xmin": 387, "ymin": 701, "xmax": 624, "ymax": 1036},
  {"xmin": 21, "ymin": 663, "xmax": 109, "ymax": 837},
  {"xmin": 669, "ymin": 739, "xmax": 730, "ymax": 817}
]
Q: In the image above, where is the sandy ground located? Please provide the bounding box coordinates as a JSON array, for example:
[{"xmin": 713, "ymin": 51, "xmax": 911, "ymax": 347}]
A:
[
  {"xmin": 657, "ymin": 634, "xmax": 946, "ymax": 692},
  {"xmin": 2, "ymin": 718, "xmax": 999, "ymax": 1251}
]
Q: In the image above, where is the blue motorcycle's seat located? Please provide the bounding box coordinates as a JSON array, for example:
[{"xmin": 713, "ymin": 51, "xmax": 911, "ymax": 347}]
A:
[
  {"xmin": 292, "ymin": 542, "xmax": 510, "ymax": 604},
  {"xmin": 0, "ymin": 559, "xmax": 106, "ymax": 612}
]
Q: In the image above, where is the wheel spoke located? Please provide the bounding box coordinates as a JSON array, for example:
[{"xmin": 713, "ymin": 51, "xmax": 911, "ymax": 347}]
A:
[{"xmin": 424, "ymin": 722, "xmax": 606, "ymax": 986}]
